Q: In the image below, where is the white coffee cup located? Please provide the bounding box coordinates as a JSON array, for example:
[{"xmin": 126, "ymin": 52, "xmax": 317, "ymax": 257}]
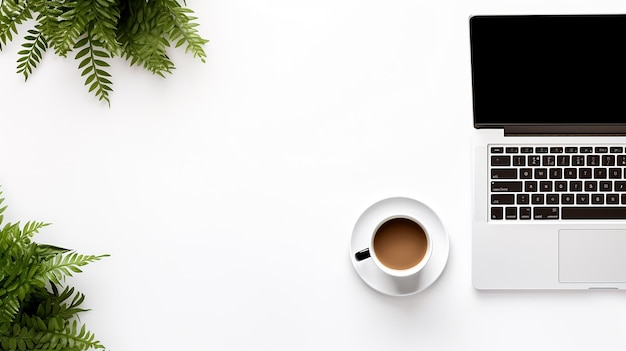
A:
[{"xmin": 354, "ymin": 215, "xmax": 432, "ymax": 278}]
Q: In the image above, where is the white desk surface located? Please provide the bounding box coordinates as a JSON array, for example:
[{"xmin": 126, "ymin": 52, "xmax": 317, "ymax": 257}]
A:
[{"xmin": 2, "ymin": 1, "xmax": 626, "ymax": 350}]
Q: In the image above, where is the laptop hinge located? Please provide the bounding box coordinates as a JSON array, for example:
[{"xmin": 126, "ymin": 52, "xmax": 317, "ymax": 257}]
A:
[{"xmin": 504, "ymin": 125, "xmax": 626, "ymax": 136}]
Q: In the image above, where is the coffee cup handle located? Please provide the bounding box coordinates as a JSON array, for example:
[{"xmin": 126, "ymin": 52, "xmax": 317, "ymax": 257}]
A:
[{"xmin": 355, "ymin": 248, "xmax": 371, "ymax": 261}]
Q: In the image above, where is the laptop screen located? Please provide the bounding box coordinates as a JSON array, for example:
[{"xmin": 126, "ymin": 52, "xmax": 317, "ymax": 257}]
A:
[{"xmin": 470, "ymin": 15, "xmax": 626, "ymax": 128}]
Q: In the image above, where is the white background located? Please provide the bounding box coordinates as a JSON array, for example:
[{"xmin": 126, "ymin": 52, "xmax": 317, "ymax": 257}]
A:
[{"xmin": 2, "ymin": 0, "xmax": 626, "ymax": 350}]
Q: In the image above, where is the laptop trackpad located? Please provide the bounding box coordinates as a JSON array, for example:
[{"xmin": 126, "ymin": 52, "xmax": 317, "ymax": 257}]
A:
[{"xmin": 559, "ymin": 229, "xmax": 626, "ymax": 283}]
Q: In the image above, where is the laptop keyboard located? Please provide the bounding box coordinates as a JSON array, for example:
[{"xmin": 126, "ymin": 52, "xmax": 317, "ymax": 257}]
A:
[{"xmin": 489, "ymin": 145, "xmax": 626, "ymax": 220}]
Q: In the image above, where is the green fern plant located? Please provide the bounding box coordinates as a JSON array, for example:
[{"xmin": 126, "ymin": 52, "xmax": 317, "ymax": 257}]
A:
[
  {"xmin": 0, "ymin": 0, "xmax": 208, "ymax": 106},
  {"xmin": 0, "ymin": 191, "xmax": 109, "ymax": 351}
]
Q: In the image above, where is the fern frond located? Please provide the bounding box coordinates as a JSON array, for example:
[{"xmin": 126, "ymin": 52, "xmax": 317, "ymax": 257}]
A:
[
  {"xmin": 0, "ymin": 245, "xmax": 40, "ymax": 322},
  {"xmin": 31, "ymin": 285, "xmax": 88, "ymax": 321},
  {"xmin": 0, "ymin": 323, "xmax": 36, "ymax": 351},
  {"xmin": 0, "ymin": 191, "xmax": 6, "ymax": 226},
  {"xmin": 0, "ymin": 296, "xmax": 19, "ymax": 324},
  {"xmin": 32, "ymin": 0, "xmax": 64, "ymax": 50},
  {"xmin": 47, "ymin": 0, "xmax": 89, "ymax": 57},
  {"xmin": 88, "ymin": 0, "xmax": 121, "ymax": 55},
  {"xmin": 74, "ymin": 30, "xmax": 113, "ymax": 105},
  {"xmin": 36, "ymin": 244, "xmax": 71, "ymax": 261},
  {"xmin": 163, "ymin": 0, "xmax": 207, "ymax": 62},
  {"xmin": 0, "ymin": 0, "xmax": 32, "ymax": 50},
  {"xmin": 21, "ymin": 318, "xmax": 105, "ymax": 350},
  {"xmin": 1, "ymin": 0, "xmax": 207, "ymax": 104},
  {"xmin": 22, "ymin": 220, "xmax": 49, "ymax": 240},
  {"xmin": 63, "ymin": 319, "xmax": 106, "ymax": 350},
  {"xmin": 0, "ymin": 222, "xmax": 37, "ymax": 262},
  {"xmin": 118, "ymin": 0, "xmax": 174, "ymax": 76},
  {"xmin": 0, "ymin": 191, "xmax": 108, "ymax": 349},
  {"xmin": 40, "ymin": 251, "xmax": 108, "ymax": 285}
]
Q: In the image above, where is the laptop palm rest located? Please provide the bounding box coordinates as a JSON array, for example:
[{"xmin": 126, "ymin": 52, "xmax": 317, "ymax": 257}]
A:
[{"xmin": 559, "ymin": 229, "xmax": 626, "ymax": 283}]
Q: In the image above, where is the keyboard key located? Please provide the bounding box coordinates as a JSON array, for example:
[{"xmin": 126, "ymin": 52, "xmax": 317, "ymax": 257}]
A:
[
  {"xmin": 580, "ymin": 147, "xmax": 593, "ymax": 153},
  {"xmin": 587, "ymin": 155, "xmax": 600, "ymax": 166},
  {"xmin": 517, "ymin": 194, "xmax": 530, "ymax": 204},
  {"xmin": 555, "ymin": 181, "xmax": 567, "ymax": 191},
  {"xmin": 535, "ymin": 147, "xmax": 548, "ymax": 153},
  {"xmin": 520, "ymin": 207, "xmax": 532, "ymax": 219},
  {"xmin": 570, "ymin": 181, "xmax": 583, "ymax": 191},
  {"xmin": 616, "ymin": 182, "xmax": 626, "ymax": 191},
  {"xmin": 549, "ymin": 168, "xmax": 562, "ymax": 179},
  {"xmin": 520, "ymin": 147, "xmax": 533, "ymax": 153},
  {"xmin": 592, "ymin": 194, "xmax": 605, "ymax": 204},
  {"xmin": 594, "ymin": 168, "xmax": 607, "ymax": 179},
  {"xmin": 535, "ymin": 168, "xmax": 548, "ymax": 179},
  {"xmin": 600, "ymin": 181, "xmax": 612, "ymax": 191},
  {"xmin": 609, "ymin": 168, "xmax": 622, "ymax": 179},
  {"xmin": 491, "ymin": 207, "xmax": 503, "ymax": 220},
  {"xmin": 491, "ymin": 169, "xmax": 517, "ymax": 179},
  {"xmin": 491, "ymin": 147, "xmax": 504, "ymax": 153},
  {"xmin": 543, "ymin": 156, "xmax": 555, "ymax": 166},
  {"xmin": 610, "ymin": 147, "xmax": 623, "ymax": 153},
  {"xmin": 561, "ymin": 194, "xmax": 575, "ymax": 204},
  {"xmin": 550, "ymin": 147, "xmax": 563, "ymax": 153},
  {"xmin": 607, "ymin": 194, "xmax": 619, "ymax": 204},
  {"xmin": 532, "ymin": 194, "xmax": 544, "ymax": 204},
  {"xmin": 547, "ymin": 194, "xmax": 559, "ymax": 204},
  {"xmin": 564, "ymin": 168, "xmax": 577, "ymax": 179},
  {"xmin": 557, "ymin": 155, "xmax": 570, "ymax": 166},
  {"xmin": 576, "ymin": 194, "xmax": 589, "ymax": 204},
  {"xmin": 491, "ymin": 194, "xmax": 515, "ymax": 204},
  {"xmin": 579, "ymin": 168, "xmax": 592, "ymax": 179},
  {"xmin": 520, "ymin": 168, "xmax": 532, "ymax": 179},
  {"xmin": 505, "ymin": 147, "xmax": 519, "ymax": 153},
  {"xmin": 595, "ymin": 147, "xmax": 608, "ymax": 153},
  {"xmin": 491, "ymin": 155, "xmax": 510, "ymax": 166},
  {"xmin": 562, "ymin": 207, "xmax": 626, "ymax": 219},
  {"xmin": 505, "ymin": 207, "xmax": 517, "ymax": 219},
  {"xmin": 513, "ymin": 156, "xmax": 525, "ymax": 166},
  {"xmin": 528, "ymin": 156, "xmax": 541, "ymax": 166},
  {"xmin": 565, "ymin": 147, "xmax": 578, "ymax": 153},
  {"xmin": 534, "ymin": 207, "xmax": 559, "ymax": 219},
  {"xmin": 525, "ymin": 181, "xmax": 537, "ymax": 192},
  {"xmin": 584, "ymin": 181, "xmax": 597, "ymax": 192},
  {"xmin": 492, "ymin": 181, "xmax": 522, "ymax": 192},
  {"xmin": 602, "ymin": 155, "xmax": 615, "ymax": 166},
  {"xmin": 573, "ymin": 156, "xmax": 585, "ymax": 166},
  {"xmin": 540, "ymin": 181, "xmax": 552, "ymax": 192}
]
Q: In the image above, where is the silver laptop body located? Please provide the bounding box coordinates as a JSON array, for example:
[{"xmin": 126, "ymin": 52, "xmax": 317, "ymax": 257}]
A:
[{"xmin": 470, "ymin": 14, "xmax": 626, "ymax": 289}]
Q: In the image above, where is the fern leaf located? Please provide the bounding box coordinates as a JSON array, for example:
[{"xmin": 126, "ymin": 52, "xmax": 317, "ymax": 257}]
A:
[
  {"xmin": 163, "ymin": 0, "xmax": 208, "ymax": 62},
  {"xmin": 35, "ymin": 244, "xmax": 70, "ymax": 261},
  {"xmin": 22, "ymin": 220, "xmax": 49, "ymax": 240},
  {"xmin": 47, "ymin": 0, "xmax": 88, "ymax": 57},
  {"xmin": 0, "ymin": 199, "xmax": 5, "ymax": 225},
  {"xmin": 0, "ymin": 0, "xmax": 32, "ymax": 50},
  {"xmin": 56, "ymin": 319, "xmax": 105, "ymax": 350},
  {"xmin": 40, "ymin": 251, "xmax": 108, "ymax": 285},
  {"xmin": 74, "ymin": 30, "xmax": 113, "ymax": 105},
  {"xmin": 89, "ymin": 0, "xmax": 121, "ymax": 55},
  {"xmin": 0, "ymin": 296, "xmax": 19, "ymax": 324},
  {"xmin": 31, "ymin": 0, "xmax": 64, "ymax": 54},
  {"xmin": 117, "ymin": 0, "xmax": 174, "ymax": 76},
  {"xmin": 0, "ymin": 322, "xmax": 36, "ymax": 351}
]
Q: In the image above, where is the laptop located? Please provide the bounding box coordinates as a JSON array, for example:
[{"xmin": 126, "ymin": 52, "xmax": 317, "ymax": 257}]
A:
[{"xmin": 470, "ymin": 14, "xmax": 626, "ymax": 289}]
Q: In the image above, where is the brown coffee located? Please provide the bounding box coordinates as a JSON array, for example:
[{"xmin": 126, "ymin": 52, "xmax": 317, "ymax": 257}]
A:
[{"xmin": 373, "ymin": 218, "xmax": 428, "ymax": 270}]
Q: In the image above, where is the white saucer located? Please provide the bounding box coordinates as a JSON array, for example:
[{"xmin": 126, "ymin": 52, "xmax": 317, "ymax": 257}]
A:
[{"xmin": 350, "ymin": 197, "xmax": 449, "ymax": 296}]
